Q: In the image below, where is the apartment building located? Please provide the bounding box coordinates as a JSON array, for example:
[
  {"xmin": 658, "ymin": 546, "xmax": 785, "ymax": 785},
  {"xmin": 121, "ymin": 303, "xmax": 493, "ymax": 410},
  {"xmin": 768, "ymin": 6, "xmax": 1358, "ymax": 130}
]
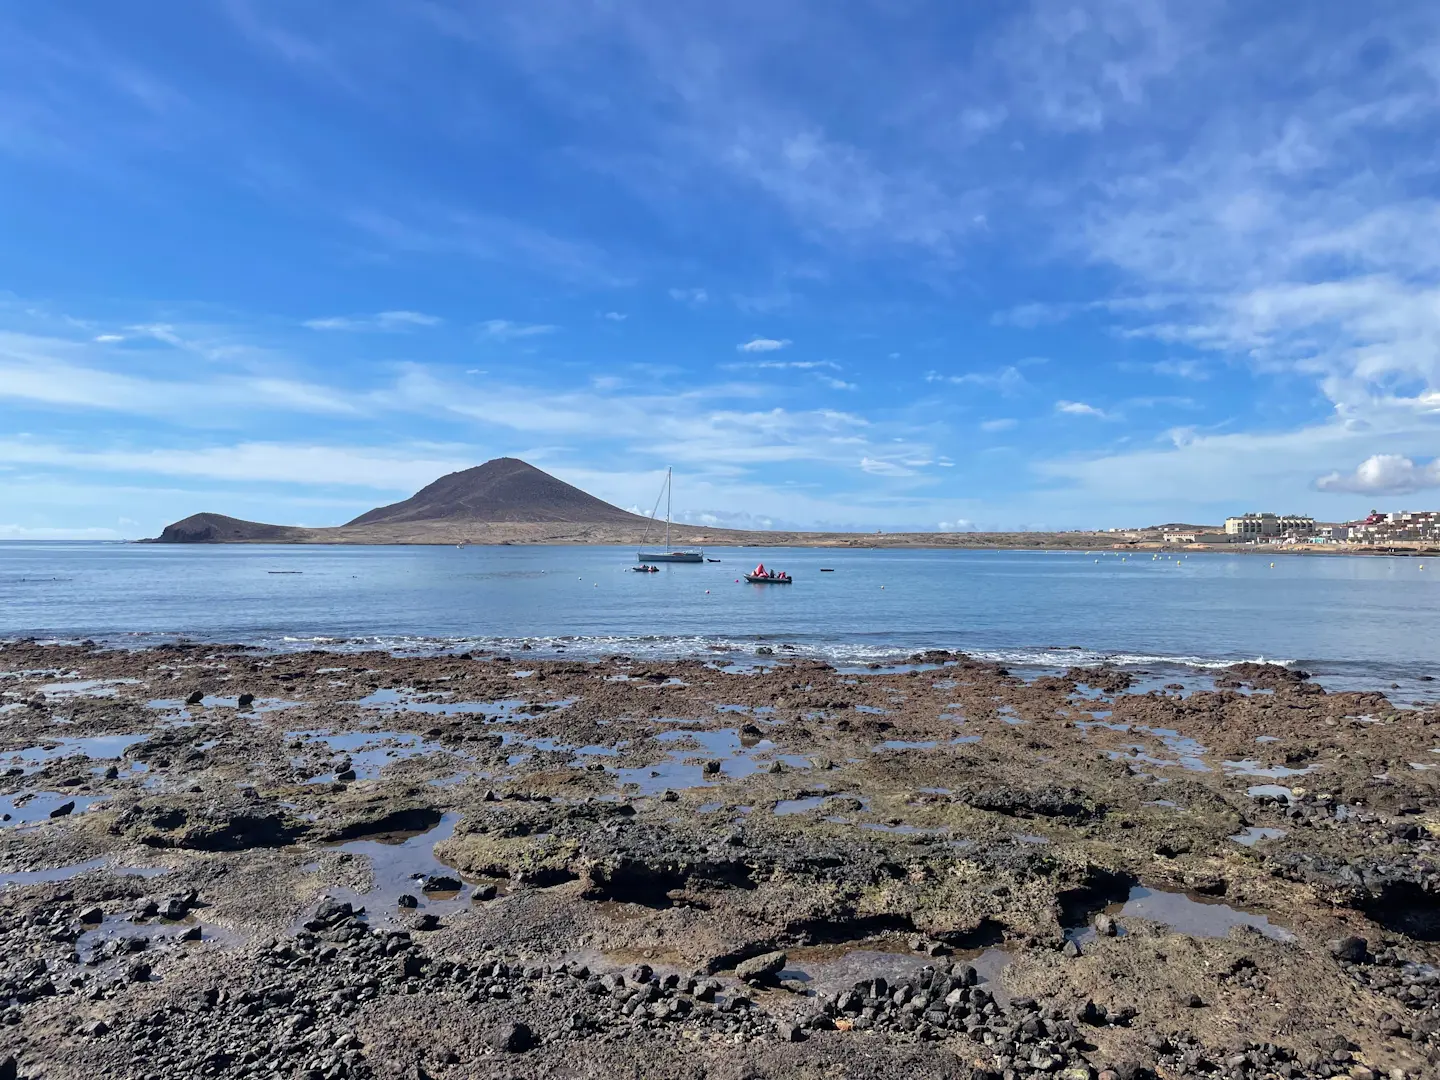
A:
[{"xmin": 1223, "ymin": 513, "xmax": 1315, "ymax": 539}]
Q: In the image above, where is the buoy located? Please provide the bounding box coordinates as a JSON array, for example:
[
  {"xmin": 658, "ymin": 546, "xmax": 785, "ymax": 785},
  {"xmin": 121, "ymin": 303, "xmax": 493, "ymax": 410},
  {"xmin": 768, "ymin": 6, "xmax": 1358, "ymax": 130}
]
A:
[
  {"xmin": 880, "ymin": 585, "xmax": 885, "ymax": 589},
  {"xmin": 705, "ymin": 590, "xmax": 710, "ymax": 594},
  {"xmin": 1270, "ymin": 562, "xmax": 1275, "ymax": 568}
]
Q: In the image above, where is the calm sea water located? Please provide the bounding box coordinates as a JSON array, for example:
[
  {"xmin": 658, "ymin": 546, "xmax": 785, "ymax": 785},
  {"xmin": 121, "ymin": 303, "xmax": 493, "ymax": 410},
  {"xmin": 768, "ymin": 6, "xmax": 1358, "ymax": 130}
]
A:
[{"xmin": 2, "ymin": 542, "xmax": 1437, "ymax": 698}]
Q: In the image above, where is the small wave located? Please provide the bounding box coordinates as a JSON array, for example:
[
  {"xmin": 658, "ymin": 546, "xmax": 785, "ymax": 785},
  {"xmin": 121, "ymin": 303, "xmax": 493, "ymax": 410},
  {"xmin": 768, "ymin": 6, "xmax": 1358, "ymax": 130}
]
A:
[{"xmin": 27, "ymin": 630, "xmax": 1291, "ymax": 674}]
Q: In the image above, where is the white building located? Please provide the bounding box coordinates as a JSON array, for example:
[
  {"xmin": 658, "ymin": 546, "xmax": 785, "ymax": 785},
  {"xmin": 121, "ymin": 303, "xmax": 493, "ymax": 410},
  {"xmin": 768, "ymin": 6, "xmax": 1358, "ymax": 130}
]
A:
[{"xmin": 1224, "ymin": 513, "xmax": 1315, "ymax": 539}]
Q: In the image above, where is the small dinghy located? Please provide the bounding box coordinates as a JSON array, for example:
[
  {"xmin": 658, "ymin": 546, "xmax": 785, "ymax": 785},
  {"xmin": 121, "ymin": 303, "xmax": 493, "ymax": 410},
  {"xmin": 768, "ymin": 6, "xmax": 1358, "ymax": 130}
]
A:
[
  {"xmin": 631, "ymin": 564, "xmax": 660, "ymax": 573},
  {"xmin": 744, "ymin": 562, "xmax": 791, "ymax": 583}
]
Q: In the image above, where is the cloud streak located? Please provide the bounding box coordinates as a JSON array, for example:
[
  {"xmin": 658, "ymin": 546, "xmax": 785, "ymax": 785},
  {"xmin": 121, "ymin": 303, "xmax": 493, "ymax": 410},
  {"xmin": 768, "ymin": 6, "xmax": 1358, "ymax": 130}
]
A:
[
  {"xmin": 736, "ymin": 337, "xmax": 790, "ymax": 353},
  {"xmin": 480, "ymin": 319, "xmax": 557, "ymax": 340},
  {"xmin": 303, "ymin": 311, "xmax": 442, "ymax": 332}
]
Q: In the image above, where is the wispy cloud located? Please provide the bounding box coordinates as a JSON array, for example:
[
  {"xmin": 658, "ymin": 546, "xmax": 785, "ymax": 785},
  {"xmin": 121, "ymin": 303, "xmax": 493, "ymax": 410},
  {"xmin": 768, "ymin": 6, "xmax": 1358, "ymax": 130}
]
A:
[
  {"xmin": 926, "ymin": 367, "xmax": 1026, "ymax": 394},
  {"xmin": 980, "ymin": 417, "xmax": 1017, "ymax": 432},
  {"xmin": 0, "ymin": 330, "xmax": 360, "ymax": 420},
  {"xmin": 480, "ymin": 319, "xmax": 557, "ymax": 341},
  {"xmin": 729, "ymin": 359, "xmax": 839, "ymax": 372},
  {"xmin": 1151, "ymin": 359, "xmax": 1209, "ymax": 380},
  {"xmin": 737, "ymin": 337, "xmax": 790, "ymax": 353},
  {"xmin": 303, "ymin": 310, "xmax": 442, "ymax": 332},
  {"xmin": 819, "ymin": 376, "xmax": 857, "ymax": 391},
  {"xmin": 860, "ymin": 456, "xmax": 916, "ymax": 477},
  {"xmin": 668, "ymin": 287, "xmax": 708, "ymax": 304},
  {"xmin": 1055, "ymin": 400, "xmax": 1111, "ymax": 419},
  {"xmin": 601, "ymin": 311, "xmax": 627, "ymax": 321}
]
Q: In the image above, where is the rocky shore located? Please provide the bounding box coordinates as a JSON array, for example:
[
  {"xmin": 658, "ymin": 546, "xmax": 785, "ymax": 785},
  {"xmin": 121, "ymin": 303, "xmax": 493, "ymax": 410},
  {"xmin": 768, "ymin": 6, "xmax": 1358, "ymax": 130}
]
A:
[{"xmin": 1, "ymin": 642, "xmax": 1437, "ymax": 1079}]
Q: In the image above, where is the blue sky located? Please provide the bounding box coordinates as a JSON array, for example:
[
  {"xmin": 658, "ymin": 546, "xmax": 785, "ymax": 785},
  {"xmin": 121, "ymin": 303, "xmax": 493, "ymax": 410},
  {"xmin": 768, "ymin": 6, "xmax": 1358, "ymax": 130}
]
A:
[{"xmin": 3, "ymin": 1, "xmax": 1440, "ymax": 538}]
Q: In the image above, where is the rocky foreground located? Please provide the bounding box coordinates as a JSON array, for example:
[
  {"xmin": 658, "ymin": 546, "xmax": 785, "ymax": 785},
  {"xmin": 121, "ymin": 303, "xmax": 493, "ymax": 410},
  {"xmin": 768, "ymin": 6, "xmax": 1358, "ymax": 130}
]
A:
[{"xmin": 0, "ymin": 642, "xmax": 1437, "ymax": 1079}]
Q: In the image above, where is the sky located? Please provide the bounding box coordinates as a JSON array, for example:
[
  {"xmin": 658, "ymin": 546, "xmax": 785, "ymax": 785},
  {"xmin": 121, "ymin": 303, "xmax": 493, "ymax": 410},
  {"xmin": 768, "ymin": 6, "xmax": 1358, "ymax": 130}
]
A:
[{"xmin": 3, "ymin": 1, "xmax": 1440, "ymax": 538}]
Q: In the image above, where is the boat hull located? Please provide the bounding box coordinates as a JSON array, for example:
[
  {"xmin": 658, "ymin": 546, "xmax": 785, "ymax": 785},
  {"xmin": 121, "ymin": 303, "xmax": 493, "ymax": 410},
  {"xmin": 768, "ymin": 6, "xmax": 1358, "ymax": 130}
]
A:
[
  {"xmin": 744, "ymin": 574, "xmax": 792, "ymax": 584},
  {"xmin": 637, "ymin": 551, "xmax": 703, "ymax": 563}
]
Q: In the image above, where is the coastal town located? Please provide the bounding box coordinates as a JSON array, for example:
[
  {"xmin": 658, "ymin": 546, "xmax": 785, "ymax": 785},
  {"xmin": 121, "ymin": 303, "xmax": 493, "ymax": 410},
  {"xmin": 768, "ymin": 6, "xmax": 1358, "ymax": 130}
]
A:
[{"xmin": 1135, "ymin": 509, "xmax": 1440, "ymax": 552}]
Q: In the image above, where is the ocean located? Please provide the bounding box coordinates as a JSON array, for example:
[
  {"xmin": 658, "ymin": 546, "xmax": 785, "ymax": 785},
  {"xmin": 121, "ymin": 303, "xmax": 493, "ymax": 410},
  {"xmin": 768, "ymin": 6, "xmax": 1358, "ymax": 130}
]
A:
[{"xmin": 2, "ymin": 542, "xmax": 1437, "ymax": 700}]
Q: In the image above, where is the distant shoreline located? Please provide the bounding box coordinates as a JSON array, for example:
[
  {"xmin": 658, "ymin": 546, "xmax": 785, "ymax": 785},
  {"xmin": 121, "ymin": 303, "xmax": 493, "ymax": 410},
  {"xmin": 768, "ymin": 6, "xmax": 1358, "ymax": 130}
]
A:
[{"xmin": 135, "ymin": 530, "xmax": 1436, "ymax": 556}]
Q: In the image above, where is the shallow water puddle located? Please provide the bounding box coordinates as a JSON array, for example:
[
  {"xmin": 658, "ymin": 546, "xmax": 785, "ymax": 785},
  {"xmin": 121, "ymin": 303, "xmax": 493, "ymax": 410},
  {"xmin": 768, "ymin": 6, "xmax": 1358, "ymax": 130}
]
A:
[
  {"xmin": 0, "ymin": 858, "xmax": 167, "ymax": 888},
  {"xmin": 1077, "ymin": 720, "xmax": 1210, "ymax": 771},
  {"xmin": 612, "ymin": 728, "xmax": 811, "ymax": 795},
  {"xmin": 288, "ymin": 728, "xmax": 459, "ymax": 782},
  {"xmin": 1230, "ymin": 826, "xmax": 1287, "ymax": 846},
  {"xmin": 1076, "ymin": 886, "xmax": 1294, "ymax": 943},
  {"xmin": 1, "ymin": 791, "xmax": 107, "ymax": 825},
  {"xmin": 352, "ymin": 687, "xmax": 563, "ymax": 720},
  {"xmin": 1246, "ymin": 783, "xmax": 1295, "ymax": 801},
  {"xmin": 1223, "ymin": 759, "xmax": 1315, "ymax": 779},
  {"xmin": 2, "ymin": 733, "xmax": 148, "ymax": 775},
  {"xmin": 778, "ymin": 939, "xmax": 1014, "ymax": 998},
  {"xmin": 78, "ymin": 912, "xmax": 243, "ymax": 965},
  {"xmin": 149, "ymin": 696, "xmax": 300, "ymax": 717},
  {"xmin": 35, "ymin": 678, "xmax": 141, "ymax": 698},
  {"xmin": 315, "ymin": 812, "xmax": 482, "ymax": 925},
  {"xmin": 873, "ymin": 739, "xmax": 938, "ymax": 751}
]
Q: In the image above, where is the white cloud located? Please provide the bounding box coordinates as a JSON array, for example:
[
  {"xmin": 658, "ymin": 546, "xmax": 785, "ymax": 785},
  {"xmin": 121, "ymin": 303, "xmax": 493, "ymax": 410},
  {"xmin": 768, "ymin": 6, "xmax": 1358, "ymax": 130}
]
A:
[
  {"xmin": 480, "ymin": 319, "xmax": 556, "ymax": 340},
  {"xmin": 303, "ymin": 310, "xmax": 442, "ymax": 331},
  {"xmin": 1315, "ymin": 454, "xmax": 1440, "ymax": 496},
  {"xmin": 1055, "ymin": 400, "xmax": 1110, "ymax": 419},
  {"xmin": 926, "ymin": 367, "xmax": 1027, "ymax": 394},
  {"xmin": 737, "ymin": 337, "xmax": 790, "ymax": 353},
  {"xmin": 0, "ymin": 331, "xmax": 361, "ymax": 419},
  {"xmin": 668, "ymin": 287, "xmax": 708, "ymax": 304},
  {"xmin": 601, "ymin": 311, "xmax": 627, "ymax": 321},
  {"xmin": 819, "ymin": 376, "xmax": 856, "ymax": 390},
  {"xmin": 990, "ymin": 302, "xmax": 1082, "ymax": 328},
  {"xmin": 93, "ymin": 333, "xmax": 125, "ymax": 343},
  {"xmin": 937, "ymin": 519, "xmax": 975, "ymax": 532},
  {"xmin": 0, "ymin": 439, "xmax": 477, "ymax": 490},
  {"xmin": 1152, "ymin": 359, "xmax": 1208, "ymax": 380},
  {"xmin": 859, "ymin": 456, "xmax": 915, "ymax": 477},
  {"xmin": 980, "ymin": 418, "xmax": 1017, "ymax": 432},
  {"xmin": 728, "ymin": 359, "xmax": 839, "ymax": 372}
]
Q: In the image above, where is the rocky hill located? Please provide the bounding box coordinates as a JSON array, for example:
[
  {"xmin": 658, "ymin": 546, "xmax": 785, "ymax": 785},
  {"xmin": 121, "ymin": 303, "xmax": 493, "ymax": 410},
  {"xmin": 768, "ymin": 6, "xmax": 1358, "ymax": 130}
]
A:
[
  {"xmin": 346, "ymin": 458, "xmax": 647, "ymax": 527},
  {"xmin": 152, "ymin": 513, "xmax": 313, "ymax": 544}
]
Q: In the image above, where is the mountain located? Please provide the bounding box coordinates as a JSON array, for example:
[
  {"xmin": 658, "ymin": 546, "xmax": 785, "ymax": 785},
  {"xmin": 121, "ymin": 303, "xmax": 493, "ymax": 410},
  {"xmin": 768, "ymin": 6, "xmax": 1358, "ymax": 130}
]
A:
[
  {"xmin": 148, "ymin": 458, "xmax": 652, "ymax": 543},
  {"xmin": 345, "ymin": 458, "xmax": 647, "ymax": 527}
]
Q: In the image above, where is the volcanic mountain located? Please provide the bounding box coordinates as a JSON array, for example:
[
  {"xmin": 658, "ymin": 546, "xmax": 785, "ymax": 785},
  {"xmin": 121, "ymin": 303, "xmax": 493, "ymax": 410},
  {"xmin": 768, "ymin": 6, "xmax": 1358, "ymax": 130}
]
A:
[
  {"xmin": 148, "ymin": 456, "xmax": 1129, "ymax": 550},
  {"xmin": 150, "ymin": 457, "xmax": 654, "ymax": 543},
  {"xmin": 346, "ymin": 458, "xmax": 647, "ymax": 527}
]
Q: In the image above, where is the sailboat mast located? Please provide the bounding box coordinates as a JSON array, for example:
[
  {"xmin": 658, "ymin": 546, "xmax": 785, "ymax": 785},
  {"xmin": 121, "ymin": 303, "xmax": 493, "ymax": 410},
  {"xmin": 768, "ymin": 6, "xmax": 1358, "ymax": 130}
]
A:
[{"xmin": 665, "ymin": 467, "xmax": 672, "ymax": 551}]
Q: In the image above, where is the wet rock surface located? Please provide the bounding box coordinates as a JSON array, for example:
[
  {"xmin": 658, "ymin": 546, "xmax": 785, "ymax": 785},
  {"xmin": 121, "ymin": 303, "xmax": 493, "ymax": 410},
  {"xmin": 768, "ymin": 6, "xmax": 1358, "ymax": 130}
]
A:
[{"xmin": 0, "ymin": 642, "xmax": 1437, "ymax": 1078}]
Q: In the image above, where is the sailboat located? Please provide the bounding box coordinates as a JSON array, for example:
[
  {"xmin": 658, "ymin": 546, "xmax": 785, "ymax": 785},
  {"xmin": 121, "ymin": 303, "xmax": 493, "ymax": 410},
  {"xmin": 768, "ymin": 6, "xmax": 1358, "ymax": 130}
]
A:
[{"xmin": 637, "ymin": 467, "xmax": 703, "ymax": 563}]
